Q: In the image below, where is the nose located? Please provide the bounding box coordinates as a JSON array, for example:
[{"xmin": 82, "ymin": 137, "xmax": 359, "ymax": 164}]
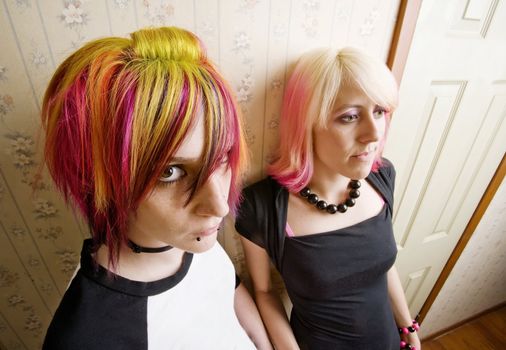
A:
[
  {"xmin": 194, "ymin": 171, "xmax": 230, "ymax": 218},
  {"xmin": 359, "ymin": 111, "xmax": 383, "ymax": 144}
]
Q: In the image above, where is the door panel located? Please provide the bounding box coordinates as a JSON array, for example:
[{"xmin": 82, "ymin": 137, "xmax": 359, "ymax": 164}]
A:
[{"xmin": 384, "ymin": 0, "xmax": 506, "ymax": 315}]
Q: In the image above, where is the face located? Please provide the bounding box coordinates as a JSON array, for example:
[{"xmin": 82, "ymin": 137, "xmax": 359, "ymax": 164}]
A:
[
  {"xmin": 312, "ymin": 79, "xmax": 387, "ymax": 180},
  {"xmin": 128, "ymin": 112, "xmax": 232, "ymax": 253}
]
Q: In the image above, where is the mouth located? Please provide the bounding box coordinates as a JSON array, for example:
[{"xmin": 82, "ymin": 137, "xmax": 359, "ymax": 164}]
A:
[
  {"xmin": 195, "ymin": 223, "xmax": 222, "ymax": 238},
  {"xmin": 351, "ymin": 150, "xmax": 376, "ymax": 161},
  {"xmin": 353, "ymin": 151, "xmax": 369, "ymax": 158},
  {"xmin": 355, "ymin": 151, "xmax": 369, "ymax": 156}
]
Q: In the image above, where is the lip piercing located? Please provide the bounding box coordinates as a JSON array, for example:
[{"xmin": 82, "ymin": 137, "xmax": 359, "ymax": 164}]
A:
[{"xmin": 196, "ymin": 227, "xmax": 221, "ymax": 242}]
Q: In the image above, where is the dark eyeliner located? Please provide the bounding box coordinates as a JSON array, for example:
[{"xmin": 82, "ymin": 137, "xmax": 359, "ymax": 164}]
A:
[{"xmin": 158, "ymin": 165, "xmax": 187, "ymax": 185}]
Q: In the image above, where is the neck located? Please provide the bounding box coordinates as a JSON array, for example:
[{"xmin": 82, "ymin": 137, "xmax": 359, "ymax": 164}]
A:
[
  {"xmin": 127, "ymin": 239, "xmax": 173, "ymax": 253},
  {"xmin": 95, "ymin": 243, "xmax": 186, "ymax": 282},
  {"xmin": 309, "ymin": 172, "xmax": 351, "ymax": 201}
]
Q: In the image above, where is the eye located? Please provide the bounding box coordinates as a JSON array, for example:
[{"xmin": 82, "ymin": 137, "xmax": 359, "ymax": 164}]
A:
[
  {"xmin": 220, "ymin": 155, "xmax": 230, "ymax": 166},
  {"xmin": 373, "ymin": 107, "xmax": 387, "ymax": 119},
  {"xmin": 339, "ymin": 114, "xmax": 359, "ymax": 123},
  {"xmin": 159, "ymin": 165, "xmax": 187, "ymax": 184}
]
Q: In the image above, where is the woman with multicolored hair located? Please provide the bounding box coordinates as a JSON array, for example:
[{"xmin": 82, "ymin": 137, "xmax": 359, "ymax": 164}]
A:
[
  {"xmin": 41, "ymin": 26, "xmax": 271, "ymax": 349},
  {"xmin": 235, "ymin": 47, "xmax": 421, "ymax": 350}
]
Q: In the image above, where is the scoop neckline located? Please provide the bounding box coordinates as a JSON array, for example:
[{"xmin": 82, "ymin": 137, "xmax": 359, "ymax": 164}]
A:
[
  {"xmin": 286, "ymin": 203, "xmax": 387, "ymax": 240},
  {"xmin": 80, "ymin": 239, "xmax": 194, "ymax": 297}
]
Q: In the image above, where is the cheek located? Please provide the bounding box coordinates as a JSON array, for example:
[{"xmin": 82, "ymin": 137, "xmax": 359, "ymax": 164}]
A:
[
  {"xmin": 314, "ymin": 130, "xmax": 347, "ymax": 162},
  {"xmin": 378, "ymin": 118, "xmax": 387, "ymax": 138},
  {"xmin": 324, "ymin": 129, "xmax": 348, "ymax": 150},
  {"xmin": 222, "ymin": 168, "xmax": 233, "ymax": 195},
  {"xmin": 316, "ymin": 127, "xmax": 343, "ymax": 146},
  {"xmin": 137, "ymin": 189, "xmax": 178, "ymax": 221}
]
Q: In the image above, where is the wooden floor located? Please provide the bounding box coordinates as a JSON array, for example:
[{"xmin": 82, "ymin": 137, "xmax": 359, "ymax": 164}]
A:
[{"xmin": 422, "ymin": 305, "xmax": 506, "ymax": 349}]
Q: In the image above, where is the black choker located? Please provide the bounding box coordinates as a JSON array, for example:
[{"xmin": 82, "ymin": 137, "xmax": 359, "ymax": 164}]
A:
[
  {"xmin": 127, "ymin": 239, "xmax": 173, "ymax": 254},
  {"xmin": 300, "ymin": 180, "xmax": 361, "ymax": 214}
]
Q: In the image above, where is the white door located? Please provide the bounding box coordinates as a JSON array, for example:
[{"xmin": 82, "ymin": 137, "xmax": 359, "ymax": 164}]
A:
[{"xmin": 384, "ymin": 0, "xmax": 506, "ymax": 316}]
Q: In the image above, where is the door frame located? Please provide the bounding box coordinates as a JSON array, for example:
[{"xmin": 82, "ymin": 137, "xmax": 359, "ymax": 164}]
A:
[{"xmin": 387, "ymin": 0, "xmax": 423, "ymax": 85}]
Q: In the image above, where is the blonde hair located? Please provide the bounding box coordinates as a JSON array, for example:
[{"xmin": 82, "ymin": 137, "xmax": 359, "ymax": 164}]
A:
[{"xmin": 269, "ymin": 47, "xmax": 398, "ymax": 191}]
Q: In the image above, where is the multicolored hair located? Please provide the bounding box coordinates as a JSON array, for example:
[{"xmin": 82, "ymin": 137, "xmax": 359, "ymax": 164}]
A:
[
  {"xmin": 269, "ymin": 47, "xmax": 398, "ymax": 192},
  {"xmin": 41, "ymin": 27, "xmax": 247, "ymax": 265}
]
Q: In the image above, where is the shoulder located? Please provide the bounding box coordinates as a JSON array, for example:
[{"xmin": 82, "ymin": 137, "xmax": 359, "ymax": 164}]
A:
[
  {"xmin": 238, "ymin": 177, "xmax": 283, "ymax": 214},
  {"xmin": 235, "ymin": 177, "xmax": 285, "ymax": 248},
  {"xmin": 377, "ymin": 157, "xmax": 396, "ymax": 179},
  {"xmin": 43, "ymin": 272, "xmax": 119, "ymax": 349},
  {"xmin": 44, "ymin": 269, "xmax": 148, "ymax": 349},
  {"xmin": 185, "ymin": 243, "xmax": 236, "ymax": 290},
  {"xmin": 370, "ymin": 157, "xmax": 396, "ymax": 185},
  {"xmin": 242, "ymin": 176, "xmax": 282, "ymax": 198},
  {"xmin": 367, "ymin": 158, "xmax": 396, "ymax": 208}
]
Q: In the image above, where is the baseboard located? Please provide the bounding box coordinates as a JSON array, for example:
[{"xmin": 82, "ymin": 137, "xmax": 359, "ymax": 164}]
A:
[{"xmin": 421, "ymin": 301, "xmax": 506, "ymax": 341}]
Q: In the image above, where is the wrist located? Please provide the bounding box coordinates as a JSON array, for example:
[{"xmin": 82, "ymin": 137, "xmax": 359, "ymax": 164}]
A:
[
  {"xmin": 398, "ymin": 320, "xmax": 420, "ymax": 349},
  {"xmin": 400, "ymin": 340, "xmax": 416, "ymax": 349},
  {"xmin": 398, "ymin": 320, "xmax": 420, "ymax": 335}
]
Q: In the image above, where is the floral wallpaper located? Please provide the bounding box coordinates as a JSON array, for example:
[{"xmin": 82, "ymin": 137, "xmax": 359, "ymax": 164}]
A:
[
  {"xmin": 419, "ymin": 177, "xmax": 506, "ymax": 339},
  {"xmin": 0, "ymin": 0, "xmax": 400, "ymax": 349}
]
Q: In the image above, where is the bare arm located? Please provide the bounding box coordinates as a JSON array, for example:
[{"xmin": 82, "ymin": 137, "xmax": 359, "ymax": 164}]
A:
[
  {"xmin": 234, "ymin": 282, "xmax": 273, "ymax": 350},
  {"xmin": 387, "ymin": 266, "xmax": 421, "ymax": 349},
  {"xmin": 241, "ymin": 236, "xmax": 300, "ymax": 350}
]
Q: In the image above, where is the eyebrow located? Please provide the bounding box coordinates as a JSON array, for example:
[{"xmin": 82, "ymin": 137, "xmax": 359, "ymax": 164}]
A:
[
  {"xmin": 334, "ymin": 104, "xmax": 362, "ymax": 111},
  {"xmin": 169, "ymin": 156, "xmax": 201, "ymax": 163},
  {"xmin": 334, "ymin": 104, "xmax": 383, "ymax": 112},
  {"xmin": 332, "ymin": 105, "xmax": 360, "ymax": 115}
]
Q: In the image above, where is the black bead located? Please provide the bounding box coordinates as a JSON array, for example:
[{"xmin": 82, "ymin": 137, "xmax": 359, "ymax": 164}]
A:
[
  {"xmin": 326, "ymin": 204, "xmax": 338, "ymax": 214},
  {"xmin": 337, "ymin": 203, "xmax": 348, "ymax": 213},
  {"xmin": 349, "ymin": 180, "xmax": 361, "ymax": 189},
  {"xmin": 308, "ymin": 193, "xmax": 319, "ymax": 204},
  {"xmin": 316, "ymin": 200, "xmax": 327, "ymax": 210},
  {"xmin": 300, "ymin": 187, "xmax": 311, "ymax": 197},
  {"xmin": 349, "ymin": 189, "xmax": 360, "ymax": 199},
  {"xmin": 345, "ymin": 198, "xmax": 355, "ymax": 207}
]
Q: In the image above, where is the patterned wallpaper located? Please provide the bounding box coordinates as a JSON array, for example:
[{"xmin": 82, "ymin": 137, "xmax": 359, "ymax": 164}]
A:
[
  {"xmin": 420, "ymin": 177, "xmax": 506, "ymax": 339},
  {"xmin": 0, "ymin": 1, "xmax": 400, "ymax": 349}
]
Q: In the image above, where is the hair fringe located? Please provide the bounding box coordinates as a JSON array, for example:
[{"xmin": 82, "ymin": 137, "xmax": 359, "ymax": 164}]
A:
[{"xmin": 41, "ymin": 27, "xmax": 247, "ymax": 267}]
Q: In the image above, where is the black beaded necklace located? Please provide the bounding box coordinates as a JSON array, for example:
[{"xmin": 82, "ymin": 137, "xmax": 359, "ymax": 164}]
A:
[
  {"xmin": 127, "ymin": 239, "xmax": 173, "ymax": 254},
  {"xmin": 299, "ymin": 180, "xmax": 361, "ymax": 214}
]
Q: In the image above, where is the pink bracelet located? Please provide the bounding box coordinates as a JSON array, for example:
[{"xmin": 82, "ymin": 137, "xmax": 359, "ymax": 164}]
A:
[
  {"xmin": 400, "ymin": 341, "xmax": 416, "ymax": 350},
  {"xmin": 398, "ymin": 320, "xmax": 420, "ymax": 334}
]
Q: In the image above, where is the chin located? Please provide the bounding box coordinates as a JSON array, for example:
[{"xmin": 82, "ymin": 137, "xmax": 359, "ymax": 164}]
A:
[
  {"xmin": 350, "ymin": 161, "xmax": 375, "ymax": 179},
  {"xmin": 187, "ymin": 236, "xmax": 218, "ymax": 254},
  {"xmin": 357, "ymin": 168, "xmax": 373, "ymax": 179},
  {"xmin": 344, "ymin": 167, "xmax": 371, "ymax": 180}
]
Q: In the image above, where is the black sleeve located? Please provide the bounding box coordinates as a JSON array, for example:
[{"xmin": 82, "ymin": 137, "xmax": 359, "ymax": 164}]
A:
[
  {"xmin": 381, "ymin": 158, "xmax": 396, "ymax": 191},
  {"xmin": 43, "ymin": 272, "xmax": 148, "ymax": 350},
  {"xmin": 234, "ymin": 187, "xmax": 266, "ymax": 249},
  {"xmin": 234, "ymin": 178, "xmax": 287, "ymax": 271},
  {"xmin": 235, "ymin": 274, "xmax": 241, "ymax": 288},
  {"xmin": 379, "ymin": 157, "xmax": 396, "ymax": 209}
]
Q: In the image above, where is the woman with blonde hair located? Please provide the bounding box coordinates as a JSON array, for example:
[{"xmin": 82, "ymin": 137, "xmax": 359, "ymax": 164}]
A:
[
  {"xmin": 41, "ymin": 26, "xmax": 271, "ymax": 349},
  {"xmin": 236, "ymin": 47, "xmax": 421, "ymax": 349}
]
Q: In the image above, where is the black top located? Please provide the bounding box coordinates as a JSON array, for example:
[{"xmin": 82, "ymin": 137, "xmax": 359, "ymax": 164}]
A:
[{"xmin": 235, "ymin": 159, "xmax": 400, "ymax": 349}]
